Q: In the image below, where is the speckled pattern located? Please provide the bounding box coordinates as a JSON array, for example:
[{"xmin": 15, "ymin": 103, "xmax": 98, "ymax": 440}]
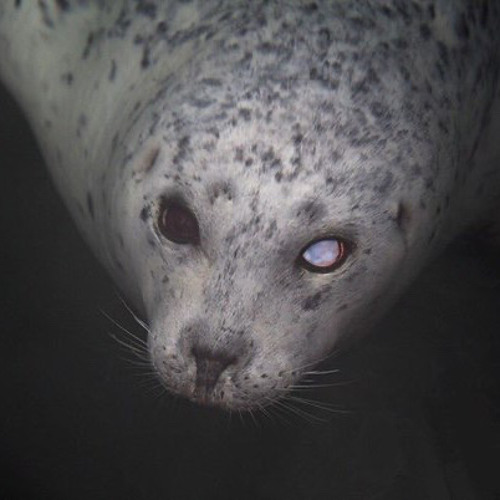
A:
[{"xmin": 1, "ymin": 0, "xmax": 499, "ymax": 410}]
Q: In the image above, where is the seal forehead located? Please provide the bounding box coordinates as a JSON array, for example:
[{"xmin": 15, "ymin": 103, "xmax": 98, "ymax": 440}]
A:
[{"xmin": 126, "ymin": 1, "xmax": 449, "ymax": 207}]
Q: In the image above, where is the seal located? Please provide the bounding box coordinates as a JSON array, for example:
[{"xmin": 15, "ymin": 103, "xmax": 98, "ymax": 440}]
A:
[{"xmin": 1, "ymin": 1, "xmax": 500, "ymax": 411}]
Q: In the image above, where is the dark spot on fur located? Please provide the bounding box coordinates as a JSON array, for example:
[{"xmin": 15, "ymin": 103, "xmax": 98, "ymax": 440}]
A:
[
  {"xmin": 38, "ymin": 0, "xmax": 54, "ymax": 28},
  {"xmin": 438, "ymin": 120, "xmax": 450, "ymax": 135},
  {"xmin": 173, "ymin": 136, "xmax": 190, "ymax": 167},
  {"xmin": 206, "ymin": 127, "xmax": 220, "ymax": 139},
  {"xmin": 376, "ymin": 172, "xmax": 394, "ymax": 194},
  {"xmin": 261, "ymin": 148, "xmax": 276, "ymax": 164},
  {"xmin": 61, "ymin": 72, "xmax": 74, "ymax": 85},
  {"xmin": 437, "ymin": 41, "xmax": 449, "ymax": 67},
  {"xmin": 141, "ymin": 46, "xmax": 151, "ymax": 68},
  {"xmin": 111, "ymin": 133, "xmax": 119, "ymax": 154},
  {"xmin": 265, "ymin": 221, "xmax": 277, "ymax": 240},
  {"xmin": 157, "ymin": 20, "xmax": 167, "ymax": 33},
  {"xmin": 200, "ymin": 78, "xmax": 222, "ymax": 87},
  {"xmin": 419, "ymin": 23, "xmax": 431, "ymax": 40},
  {"xmin": 140, "ymin": 206, "xmax": 150, "ymax": 222},
  {"xmin": 309, "ymin": 66, "xmax": 339, "ymax": 90},
  {"xmin": 209, "ymin": 182, "xmax": 233, "ymax": 204},
  {"xmin": 297, "ymin": 200, "xmax": 324, "ymax": 223},
  {"xmin": 55, "ymin": 0, "xmax": 69, "ymax": 10},
  {"xmin": 380, "ymin": 5, "xmax": 395, "ymax": 18},
  {"xmin": 394, "ymin": 2, "xmax": 412, "ymax": 25},
  {"xmin": 135, "ymin": 1, "xmax": 157, "ymax": 19},
  {"xmin": 76, "ymin": 114, "xmax": 88, "ymax": 138},
  {"xmin": 239, "ymin": 108, "xmax": 251, "ymax": 121},
  {"xmin": 370, "ymin": 102, "xmax": 391, "ymax": 120},
  {"xmin": 15, "ymin": 0, "xmax": 22, "ymax": 8},
  {"xmin": 352, "ymin": 67, "xmax": 380, "ymax": 95},
  {"xmin": 82, "ymin": 32, "xmax": 94, "ymax": 59},
  {"xmin": 303, "ymin": 292, "xmax": 323, "ymax": 311},
  {"xmin": 396, "ymin": 202, "xmax": 411, "ymax": 233},
  {"xmin": 302, "ymin": 2, "xmax": 318, "ymax": 14},
  {"xmin": 317, "ymin": 27, "xmax": 331, "ymax": 51}
]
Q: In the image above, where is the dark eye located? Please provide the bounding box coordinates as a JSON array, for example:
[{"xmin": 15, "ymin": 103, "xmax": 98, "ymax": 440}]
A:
[
  {"xmin": 298, "ymin": 238, "xmax": 349, "ymax": 273},
  {"xmin": 158, "ymin": 201, "xmax": 200, "ymax": 245}
]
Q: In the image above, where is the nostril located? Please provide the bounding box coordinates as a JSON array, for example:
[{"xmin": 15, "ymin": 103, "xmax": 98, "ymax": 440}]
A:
[{"xmin": 191, "ymin": 346, "xmax": 237, "ymax": 399}]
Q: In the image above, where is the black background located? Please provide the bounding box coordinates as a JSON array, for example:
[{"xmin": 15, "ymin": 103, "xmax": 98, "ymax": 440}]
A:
[{"xmin": 1, "ymin": 82, "xmax": 499, "ymax": 499}]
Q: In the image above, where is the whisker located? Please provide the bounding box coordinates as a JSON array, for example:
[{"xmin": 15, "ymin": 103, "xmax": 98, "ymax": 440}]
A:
[
  {"xmin": 116, "ymin": 293, "xmax": 150, "ymax": 333},
  {"xmin": 118, "ymin": 356, "xmax": 153, "ymax": 369},
  {"xmin": 101, "ymin": 309, "xmax": 148, "ymax": 348},
  {"xmin": 288, "ymin": 395, "xmax": 352, "ymax": 415},
  {"xmin": 107, "ymin": 331, "xmax": 149, "ymax": 358},
  {"xmin": 247, "ymin": 408, "xmax": 259, "ymax": 428},
  {"xmin": 256, "ymin": 402, "xmax": 275, "ymax": 423},
  {"xmin": 304, "ymin": 369, "xmax": 341, "ymax": 376},
  {"xmin": 279, "ymin": 381, "xmax": 351, "ymax": 390},
  {"xmin": 273, "ymin": 397, "xmax": 326, "ymax": 423},
  {"xmin": 265, "ymin": 402, "xmax": 292, "ymax": 426},
  {"xmin": 279, "ymin": 349, "xmax": 342, "ymax": 378}
]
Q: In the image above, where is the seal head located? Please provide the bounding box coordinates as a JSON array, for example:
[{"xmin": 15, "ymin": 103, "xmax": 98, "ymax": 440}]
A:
[{"xmin": 102, "ymin": 3, "xmax": 471, "ymax": 410}]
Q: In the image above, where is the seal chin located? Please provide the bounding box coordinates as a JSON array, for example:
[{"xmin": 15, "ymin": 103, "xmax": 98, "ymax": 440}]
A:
[
  {"xmin": 185, "ymin": 383, "xmax": 281, "ymax": 412},
  {"xmin": 187, "ymin": 384, "xmax": 248, "ymax": 411}
]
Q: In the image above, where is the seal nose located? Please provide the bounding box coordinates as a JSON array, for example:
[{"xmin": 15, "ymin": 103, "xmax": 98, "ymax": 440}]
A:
[{"xmin": 192, "ymin": 346, "xmax": 236, "ymax": 401}]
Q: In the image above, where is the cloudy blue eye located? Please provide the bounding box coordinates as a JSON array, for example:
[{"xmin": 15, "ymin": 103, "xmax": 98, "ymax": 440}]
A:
[{"xmin": 299, "ymin": 238, "xmax": 348, "ymax": 273}]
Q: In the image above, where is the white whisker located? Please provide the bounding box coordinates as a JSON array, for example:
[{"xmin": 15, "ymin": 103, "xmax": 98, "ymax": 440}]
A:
[{"xmin": 116, "ymin": 293, "xmax": 150, "ymax": 333}]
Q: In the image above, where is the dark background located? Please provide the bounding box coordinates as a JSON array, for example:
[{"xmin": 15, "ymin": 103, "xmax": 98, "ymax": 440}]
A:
[{"xmin": 1, "ymin": 82, "xmax": 499, "ymax": 499}]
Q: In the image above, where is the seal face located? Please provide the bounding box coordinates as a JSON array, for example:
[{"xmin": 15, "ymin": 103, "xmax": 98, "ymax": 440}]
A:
[{"xmin": 1, "ymin": 1, "xmax": 500, "ymax": 410}]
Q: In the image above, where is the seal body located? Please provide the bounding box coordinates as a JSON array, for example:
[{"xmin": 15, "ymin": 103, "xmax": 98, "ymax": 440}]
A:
[{"xmin": 1, "ymin": 0, "xmax": 499, "ymax": 410}]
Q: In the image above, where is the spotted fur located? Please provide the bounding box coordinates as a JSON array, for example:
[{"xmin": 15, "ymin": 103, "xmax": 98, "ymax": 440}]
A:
[{"xmin": 1, "ymin": 0, "xmax": 499, "ymax": 409}]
